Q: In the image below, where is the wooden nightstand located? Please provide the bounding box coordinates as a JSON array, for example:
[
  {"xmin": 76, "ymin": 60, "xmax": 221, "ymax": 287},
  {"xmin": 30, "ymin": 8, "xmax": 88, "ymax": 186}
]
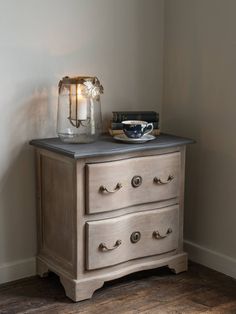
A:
[{"xmin": 30, "ymin": 134, "xmax": 194, "ymax": 302}]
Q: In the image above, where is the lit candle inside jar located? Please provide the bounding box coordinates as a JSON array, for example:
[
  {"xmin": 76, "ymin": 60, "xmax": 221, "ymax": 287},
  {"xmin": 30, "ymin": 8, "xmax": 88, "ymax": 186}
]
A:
[{"xmin": 70, "ymin": 84, "xmax": 87, "ymax": 122}]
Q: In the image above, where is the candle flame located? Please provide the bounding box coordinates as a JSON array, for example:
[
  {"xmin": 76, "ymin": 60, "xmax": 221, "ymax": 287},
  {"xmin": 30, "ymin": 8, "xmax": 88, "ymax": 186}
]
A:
[{"xmin": 76, "ymin": 84, "xmax": 84, "ymax": 98}]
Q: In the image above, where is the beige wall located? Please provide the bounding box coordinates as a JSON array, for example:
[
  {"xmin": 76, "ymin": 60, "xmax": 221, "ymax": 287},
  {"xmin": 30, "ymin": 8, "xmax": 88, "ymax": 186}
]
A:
[
  {"xmin": 0, "ymin": 0, "xmax": 164, "ymax": 282},
  {"xmin": 163, "ymin": 0, "xmax": 236, "ymax": 276}
]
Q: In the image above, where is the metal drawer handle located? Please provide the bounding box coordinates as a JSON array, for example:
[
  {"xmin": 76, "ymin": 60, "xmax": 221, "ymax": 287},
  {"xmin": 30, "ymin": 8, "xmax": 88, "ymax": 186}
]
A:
[
  {"xmin": 153, "ymin": 228, "xmax": 172, "ymax": 239},
  {"xmin": 99, "ymin": 240, "xmax": 122, "ymax": 252},
  {"xmin": 153, "ymin": 175, "xmax": 174, "ymax": 185},
  {"xmin": 99, "ymin": 183, "xmax": 122, "ymax": 194}
]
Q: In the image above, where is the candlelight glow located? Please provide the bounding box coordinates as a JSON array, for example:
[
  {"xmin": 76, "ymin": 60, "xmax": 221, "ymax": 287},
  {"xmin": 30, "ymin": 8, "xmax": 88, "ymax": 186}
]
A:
[{"xmin": 76, "ymin": 85, "xmax": 83, "ymax": 98}]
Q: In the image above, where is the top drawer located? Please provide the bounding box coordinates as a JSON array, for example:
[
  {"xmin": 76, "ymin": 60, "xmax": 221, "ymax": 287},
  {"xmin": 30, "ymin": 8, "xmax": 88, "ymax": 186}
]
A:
[{"xmin": 86, "ymin": 152, "xmax": 181, "ymax": 214}]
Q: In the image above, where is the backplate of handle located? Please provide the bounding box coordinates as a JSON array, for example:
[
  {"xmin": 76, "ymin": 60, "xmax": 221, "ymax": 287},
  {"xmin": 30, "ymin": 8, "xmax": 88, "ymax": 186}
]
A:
[
  {"xmin": 153, "ymin": 175, "xmax": 174, "ymax": 185},
  {"xmin": 99, "ymin": 183, "xmax": 122, "ymax": 194},
  {"xmin": 153, "ymin": 228, "xmax": 172, "ymax": 239},
  {"xmin": 99, "ymin": 240, "xmax": 122, "ymax": 252}
]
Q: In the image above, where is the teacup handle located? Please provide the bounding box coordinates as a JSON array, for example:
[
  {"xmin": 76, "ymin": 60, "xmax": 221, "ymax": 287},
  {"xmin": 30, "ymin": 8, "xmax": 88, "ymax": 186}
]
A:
[{"xmin": 144, "ymin": 123, "xmax": 153, "ymax": 135}]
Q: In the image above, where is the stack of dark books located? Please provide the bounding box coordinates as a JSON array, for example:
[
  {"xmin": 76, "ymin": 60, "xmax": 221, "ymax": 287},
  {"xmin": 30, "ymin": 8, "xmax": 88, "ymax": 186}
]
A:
[{"xmin": 108, "ymin": 111, "xmax": 160, "ymax": 136}]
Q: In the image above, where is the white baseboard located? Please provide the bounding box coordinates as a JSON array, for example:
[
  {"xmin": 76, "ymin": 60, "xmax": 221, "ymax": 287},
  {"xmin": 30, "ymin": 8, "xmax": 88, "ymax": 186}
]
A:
[
  {"xmin": 184, "ymin": 240, "xmax": 236, "ymax": 279},
  {"xmin": 0, "ymin": 257, "xmax": 36, "ymax": 285}
]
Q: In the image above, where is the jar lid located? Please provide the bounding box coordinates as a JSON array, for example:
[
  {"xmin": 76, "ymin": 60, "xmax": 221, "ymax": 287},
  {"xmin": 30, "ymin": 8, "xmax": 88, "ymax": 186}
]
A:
[
  {"xmin": 59, "ymin": 76, "xmax": 96, "ymax": 85},
  {"xmin": 59, "ymin": 76, "xmax": 104, "ymax": 98}
]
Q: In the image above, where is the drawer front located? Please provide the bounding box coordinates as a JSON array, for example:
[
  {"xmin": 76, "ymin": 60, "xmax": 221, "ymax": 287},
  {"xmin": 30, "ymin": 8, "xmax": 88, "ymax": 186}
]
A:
[
  {"xmin": 86, "ymin": 205, "xmax": 179, "ymax": 270},
  {"xmin": 86, "ymin": 152, "xmax": 181, "ymax": 214}
]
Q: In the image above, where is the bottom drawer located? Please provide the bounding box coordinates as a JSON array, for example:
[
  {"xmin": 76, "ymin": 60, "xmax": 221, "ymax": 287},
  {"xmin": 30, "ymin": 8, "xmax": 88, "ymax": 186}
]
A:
[{"xmin": 86, "ymin": 205, "xmax": 179, "ymax": 270}]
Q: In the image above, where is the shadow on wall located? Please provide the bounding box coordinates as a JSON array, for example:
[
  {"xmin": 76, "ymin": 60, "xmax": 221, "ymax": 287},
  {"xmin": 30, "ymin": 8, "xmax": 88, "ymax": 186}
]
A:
[{"xmin": 0, "ymin": 84, "xmax": 57, "ymax": 264}]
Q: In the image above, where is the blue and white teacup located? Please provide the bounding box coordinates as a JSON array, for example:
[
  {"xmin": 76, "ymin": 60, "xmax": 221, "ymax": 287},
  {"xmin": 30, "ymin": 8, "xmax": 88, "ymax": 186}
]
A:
[{"xmin": 122, "ymin": 120, "xmax": 153, "ymax": 139}]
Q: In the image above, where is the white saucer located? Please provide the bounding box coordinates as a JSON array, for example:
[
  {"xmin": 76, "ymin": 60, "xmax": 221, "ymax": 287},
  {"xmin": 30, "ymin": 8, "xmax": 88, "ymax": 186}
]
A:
[{"xmin": 114, "ymin": 134, "xmax": 156, "ymax": 143}]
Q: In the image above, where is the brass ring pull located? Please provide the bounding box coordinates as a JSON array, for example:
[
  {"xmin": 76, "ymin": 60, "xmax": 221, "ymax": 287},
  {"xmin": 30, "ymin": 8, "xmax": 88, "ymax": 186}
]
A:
[
  {"xmin": 131, "ymin": 176, "xmax": 142, "ymax": 188},
  {"xmin": 153, "ymin": 175, "xmax": 174, "ymax": 185},
  {"xmin": 99, "ymin": 240, "xmax": 122, "ymax": 252},
  {"xmin": 99, "ymin": 183, "xmax": 122, "ymax": 194},
  {"xmin": 130, "ymin": 231, "xmax": 141, "ymax": 243},
  {"xmin": 153, "ymin": 228, "xmax": 172, "ymax": 239}
]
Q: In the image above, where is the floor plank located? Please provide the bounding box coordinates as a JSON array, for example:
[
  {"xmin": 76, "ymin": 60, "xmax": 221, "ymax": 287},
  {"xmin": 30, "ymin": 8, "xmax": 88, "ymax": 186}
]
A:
[{"xmin": 0, "ymin": 262, "xmax": 236, "ymax": 314}]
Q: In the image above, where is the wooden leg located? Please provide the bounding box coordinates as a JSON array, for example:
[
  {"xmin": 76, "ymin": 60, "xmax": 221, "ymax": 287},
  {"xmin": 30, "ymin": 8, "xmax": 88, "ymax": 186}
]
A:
[
  {"xmin": 60, "ymin": 276, "xmax": 104, "ymax": 302},
  {"xmin": 168, "ymin": 253, "xmax": 188, "ymax": 274},
  {"xmin": 37, "ymin": 258, "xmax": 49, "ymax": 278}
]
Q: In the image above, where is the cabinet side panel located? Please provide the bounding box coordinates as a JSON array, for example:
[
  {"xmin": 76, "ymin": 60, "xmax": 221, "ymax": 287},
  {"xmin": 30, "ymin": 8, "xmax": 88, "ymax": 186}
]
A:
[
  {"xmin": 178, "ymin": 146, "xmax": 186, "ymax": 253},
  {"xmin": 39, "ymin": 153, "xmax": 75, "ymax": 273}
]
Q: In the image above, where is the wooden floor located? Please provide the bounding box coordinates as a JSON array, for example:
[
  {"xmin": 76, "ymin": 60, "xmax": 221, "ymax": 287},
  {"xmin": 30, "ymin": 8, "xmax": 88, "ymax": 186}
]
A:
[{"xmin": 0, "ymin": 262, "xmax": 236, "ymax": 314}]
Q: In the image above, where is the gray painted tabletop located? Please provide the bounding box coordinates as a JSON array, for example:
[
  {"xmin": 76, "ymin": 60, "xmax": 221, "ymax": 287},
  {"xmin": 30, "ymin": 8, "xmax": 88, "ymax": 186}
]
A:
[{"xmin": 30, "ymin": 134, "xmax": 194, "ymax": 159}]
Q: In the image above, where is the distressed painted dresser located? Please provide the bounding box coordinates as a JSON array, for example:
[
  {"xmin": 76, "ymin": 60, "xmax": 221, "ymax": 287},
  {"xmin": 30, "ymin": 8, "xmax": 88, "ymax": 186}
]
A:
[{"xmin": 30, "ymin": 134, "xmax": 194, "ymax": 302}]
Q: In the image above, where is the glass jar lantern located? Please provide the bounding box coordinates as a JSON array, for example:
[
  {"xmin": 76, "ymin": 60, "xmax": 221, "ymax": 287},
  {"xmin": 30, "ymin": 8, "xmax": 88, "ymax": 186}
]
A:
[{"xmin": 57, "ymin": 76, "xmax": 103, "ymax": 143}]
